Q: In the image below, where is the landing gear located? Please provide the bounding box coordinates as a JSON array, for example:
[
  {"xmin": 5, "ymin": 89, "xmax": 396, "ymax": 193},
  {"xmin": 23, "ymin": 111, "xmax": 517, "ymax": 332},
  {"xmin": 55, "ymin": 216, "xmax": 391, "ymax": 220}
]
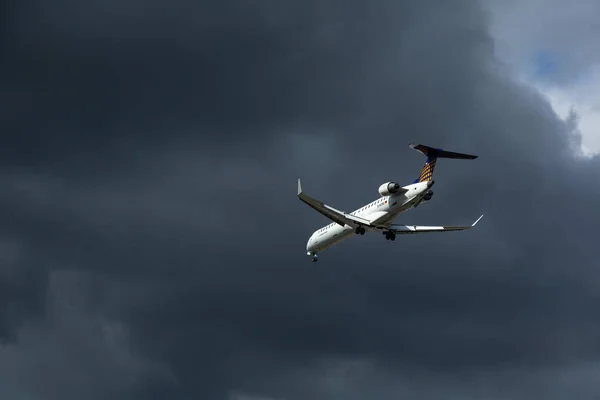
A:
[
  {"xmin": 383, "ymin": 231, "xmax": 396, "ymax": 241},
  {"xmin": 355, "ymin": 226, "xmax": 366, "ymax": 235},
  {"xmin": 307, "ymin": 251, "xmax": 318, "ymax": 262}
]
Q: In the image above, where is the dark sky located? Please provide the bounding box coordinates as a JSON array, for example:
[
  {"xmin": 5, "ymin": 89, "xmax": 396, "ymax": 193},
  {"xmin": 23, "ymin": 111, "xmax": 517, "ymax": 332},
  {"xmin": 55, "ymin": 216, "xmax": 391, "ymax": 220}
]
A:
[{"xmin": 2, "ymin": 0, "xmax": 600, "ymax": 399}]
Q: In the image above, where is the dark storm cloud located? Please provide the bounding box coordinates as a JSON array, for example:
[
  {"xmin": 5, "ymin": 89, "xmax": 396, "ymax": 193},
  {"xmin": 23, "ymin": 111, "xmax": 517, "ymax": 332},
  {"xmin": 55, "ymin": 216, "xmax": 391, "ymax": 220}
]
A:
[
  {"xmin": 1, "ymin": 0, "xmax": 600, "ymax": 399},
  {"xmin": 3, "ymin": 0, "xmax": 416, "ymax": 172}
]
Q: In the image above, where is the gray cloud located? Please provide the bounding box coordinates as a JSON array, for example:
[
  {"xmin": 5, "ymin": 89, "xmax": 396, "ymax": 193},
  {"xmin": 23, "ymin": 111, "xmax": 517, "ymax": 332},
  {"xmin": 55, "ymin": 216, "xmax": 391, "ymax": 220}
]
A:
[
  {"xmin": 1, "ymin": 0, "xmax": 600, "ymax": 399},
  {"xmin": 486, "ymin": 0, "xmax": 600, "ymax": 84},
  {"xmin": 0, "ymin": 270, "xmax": 175, "ymax": 400},
  {"xmin": 484, "ymin": 0, "xmax": 600, "ymax": 154}
]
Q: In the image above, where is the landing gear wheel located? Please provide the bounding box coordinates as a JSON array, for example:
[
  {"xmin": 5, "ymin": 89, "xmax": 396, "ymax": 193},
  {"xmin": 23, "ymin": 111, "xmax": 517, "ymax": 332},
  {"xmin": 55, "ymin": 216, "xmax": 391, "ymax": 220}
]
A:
[
  {"xmin": 311, "ymin": 253, "xmax": 318, "ymax": 262},
  {"xmin": 355, "ymin": 226, "xmax": 366, "ymax": 235},
  {"xmin": 384, "ymin": 231, "xmax": 396, "ymax": 241}
]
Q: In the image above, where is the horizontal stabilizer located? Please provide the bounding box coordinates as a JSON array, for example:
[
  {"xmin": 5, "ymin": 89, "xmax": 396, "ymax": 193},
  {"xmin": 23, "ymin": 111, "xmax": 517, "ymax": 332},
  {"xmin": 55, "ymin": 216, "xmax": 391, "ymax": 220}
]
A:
[{"xmin": 410, "ymin": 143, "xmax": 478, "ymax": 160}]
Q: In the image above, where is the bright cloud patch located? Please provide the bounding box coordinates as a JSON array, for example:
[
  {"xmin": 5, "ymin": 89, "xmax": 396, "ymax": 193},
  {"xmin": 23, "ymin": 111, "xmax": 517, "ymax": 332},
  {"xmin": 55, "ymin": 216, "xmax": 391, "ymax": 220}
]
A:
[
  {"xmin": 536, "ymin": 65, "xmax": 600, "ymax": 156},
  {"xmin": 486, "ymin": 0, "xmax": 600, "ymax": 156}
]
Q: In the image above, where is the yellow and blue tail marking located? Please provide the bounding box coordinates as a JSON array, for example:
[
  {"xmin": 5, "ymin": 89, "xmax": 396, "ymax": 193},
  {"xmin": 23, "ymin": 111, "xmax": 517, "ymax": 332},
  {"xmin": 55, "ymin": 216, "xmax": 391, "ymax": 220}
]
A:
[
  {"xmin": 410, "ymin": 143, "xmax": 478, "ymax": 183},
  {"xmin": 416, "ymin": 157, "xmax": 437, "ymax": 183}
]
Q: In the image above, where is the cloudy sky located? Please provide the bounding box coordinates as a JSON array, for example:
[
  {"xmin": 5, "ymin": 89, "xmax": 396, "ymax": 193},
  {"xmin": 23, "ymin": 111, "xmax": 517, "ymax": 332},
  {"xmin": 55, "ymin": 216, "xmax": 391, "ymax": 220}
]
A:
[
  {"xmin": 486, "ymin": 0, "xmax": 600, "ymax": 155},
  {"xmin": 1, "ymin": 0, "xmax": 600, "ymax": 399}
]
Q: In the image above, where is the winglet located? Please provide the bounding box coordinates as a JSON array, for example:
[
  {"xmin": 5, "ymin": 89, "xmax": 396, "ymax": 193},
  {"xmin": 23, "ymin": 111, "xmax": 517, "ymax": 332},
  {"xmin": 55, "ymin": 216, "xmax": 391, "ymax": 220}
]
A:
[
  {"xmin": 472, "ymin": 214, "xmax": 484, "ymax": 227},
  {"xmin": 297, "ymin": 179, "xmax": 302, "ymax": 196}
]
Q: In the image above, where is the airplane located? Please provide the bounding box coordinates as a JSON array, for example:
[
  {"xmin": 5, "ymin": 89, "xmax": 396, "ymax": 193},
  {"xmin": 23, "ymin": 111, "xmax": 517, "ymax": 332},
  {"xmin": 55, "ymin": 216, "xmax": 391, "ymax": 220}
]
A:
[{"xmin": 298, "ymin": 143, "xmax": 483, "ymax": 262}]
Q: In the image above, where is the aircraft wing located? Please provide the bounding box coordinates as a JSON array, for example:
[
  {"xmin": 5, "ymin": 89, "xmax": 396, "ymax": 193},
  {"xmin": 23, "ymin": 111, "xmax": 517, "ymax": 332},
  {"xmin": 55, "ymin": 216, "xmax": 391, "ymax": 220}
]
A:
[
  {"xmin": 375, "ymin": 214, "xmax": 483, "ymax": 234},
  {"xmin": 297, "ymin": 179, "xmax": 371, "ymax": 228}
]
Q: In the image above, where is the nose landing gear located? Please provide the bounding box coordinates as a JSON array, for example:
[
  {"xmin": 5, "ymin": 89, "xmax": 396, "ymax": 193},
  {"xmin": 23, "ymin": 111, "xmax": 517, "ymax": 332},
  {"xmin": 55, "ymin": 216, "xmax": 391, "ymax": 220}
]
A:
[{"xmin": 307, "ymin": 251, "xmax": 318, "ymax": 262}]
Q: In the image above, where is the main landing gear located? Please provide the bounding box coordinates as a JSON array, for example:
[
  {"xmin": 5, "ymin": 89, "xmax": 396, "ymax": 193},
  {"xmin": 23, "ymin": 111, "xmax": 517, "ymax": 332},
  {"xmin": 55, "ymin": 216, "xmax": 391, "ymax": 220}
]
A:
[
  {"xmin": 355, "ymin": 226, "xmax": 366, "ymax": 235},
  {"xmin": 383, "ymin": 231, "xmax": 396, "ymax": 241}
]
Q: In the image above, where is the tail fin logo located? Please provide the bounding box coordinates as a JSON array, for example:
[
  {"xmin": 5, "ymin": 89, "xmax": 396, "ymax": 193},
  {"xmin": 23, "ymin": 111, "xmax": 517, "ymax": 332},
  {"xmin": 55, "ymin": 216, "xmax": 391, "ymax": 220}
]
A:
[{"xmin": 418, "ymin": 158, "xmax": 437, "ymax": 182}]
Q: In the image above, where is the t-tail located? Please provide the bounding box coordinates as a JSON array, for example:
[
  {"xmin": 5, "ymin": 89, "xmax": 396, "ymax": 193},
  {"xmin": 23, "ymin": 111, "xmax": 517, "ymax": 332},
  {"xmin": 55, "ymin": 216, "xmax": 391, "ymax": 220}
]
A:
[{"xmin": 410, "ymin": 143, "xmax": 478, "ymax": 183}]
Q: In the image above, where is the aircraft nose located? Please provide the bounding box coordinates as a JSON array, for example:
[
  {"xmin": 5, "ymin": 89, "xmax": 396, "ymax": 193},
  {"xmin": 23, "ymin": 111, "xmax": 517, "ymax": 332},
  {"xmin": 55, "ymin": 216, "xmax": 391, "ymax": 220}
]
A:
[{"xmin": 306, "ymin": 236, "xmax": 314, "ymax": 252}]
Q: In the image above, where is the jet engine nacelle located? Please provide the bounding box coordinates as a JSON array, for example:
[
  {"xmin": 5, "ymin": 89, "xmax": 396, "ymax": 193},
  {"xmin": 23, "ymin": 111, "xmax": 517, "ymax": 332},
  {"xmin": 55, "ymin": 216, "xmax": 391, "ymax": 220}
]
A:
[{"xmin": 378, "ymin": 181, "xmax": 401, "ymax": 196}]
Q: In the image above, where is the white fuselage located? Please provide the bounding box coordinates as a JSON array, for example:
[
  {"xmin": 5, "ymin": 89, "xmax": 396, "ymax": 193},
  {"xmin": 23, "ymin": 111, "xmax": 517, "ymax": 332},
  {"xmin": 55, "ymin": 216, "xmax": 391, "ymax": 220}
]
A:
[{"xmin": 306, "ymin": 181, "xmax": 432, "ymax": 254}]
